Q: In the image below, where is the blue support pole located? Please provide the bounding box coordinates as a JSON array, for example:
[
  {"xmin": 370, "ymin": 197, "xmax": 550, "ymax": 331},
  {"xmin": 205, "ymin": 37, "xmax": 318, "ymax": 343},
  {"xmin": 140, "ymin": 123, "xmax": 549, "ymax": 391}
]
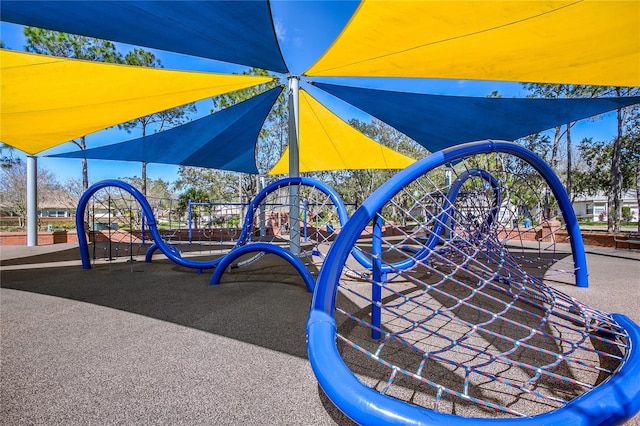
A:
[
  {"xmin": 303, "ymin": 199, "xmax": 308, "ymax": 242},
  {"xmin": 371, "ymin": 213, "xmax": 384, "ymax": 340},
  {"xmin": 187, "ymin": 200, "xmax": 193, "ymax": 243}
]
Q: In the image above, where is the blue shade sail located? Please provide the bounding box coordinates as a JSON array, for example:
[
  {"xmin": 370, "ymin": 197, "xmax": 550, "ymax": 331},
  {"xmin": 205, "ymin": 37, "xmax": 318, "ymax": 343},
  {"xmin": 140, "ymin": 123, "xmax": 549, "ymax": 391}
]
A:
[
  {"xmin": 0, "ymin": 0, "xmax": 288, "ymax": 73},
  {"xmin": 313, "ymin": 82, "xmax": 640, "ymax": 153},
  {"xmin": 50, "ymin": 87, "xmax": 283, "ymax": 174}
]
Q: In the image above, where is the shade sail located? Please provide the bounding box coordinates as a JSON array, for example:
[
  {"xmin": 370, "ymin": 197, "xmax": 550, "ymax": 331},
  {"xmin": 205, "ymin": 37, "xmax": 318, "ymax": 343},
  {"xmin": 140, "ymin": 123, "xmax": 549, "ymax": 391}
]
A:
[
  {"xmin": 50, "ymin": 87, "xmax": 283, "ymax": 174},
  {"xmin": 0, "ymin": 50, "xmax": 274, "ymax": 155},
  {"xmin": 306, "ymin": 0, "xmax": 639, "ymax": 87},
  {"xmin": 0, "ymin": 0, "xmax": 288, "ymax": 73},
  {"xmin": 313, "ymin": 82, "xmax": 640, "ymax": 153},
  {"xmin": 269, "ymin": 89, "xmax": 416, "ymax": 174}
]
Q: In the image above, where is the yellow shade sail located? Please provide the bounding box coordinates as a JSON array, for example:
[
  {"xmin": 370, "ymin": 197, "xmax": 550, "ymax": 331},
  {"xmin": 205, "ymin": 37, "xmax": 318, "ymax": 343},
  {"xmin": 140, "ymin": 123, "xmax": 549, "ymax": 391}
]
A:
[
  {"xmin": 306, "ymin": 0, "xmax": 639, "ymax": 87},
  {"xmin": 0, "ymin": 49, "xmax": 273, "ymax": 154},
  {"xmin": 269, "ymin": 89, "xmax": 416, "ymax": 174}
]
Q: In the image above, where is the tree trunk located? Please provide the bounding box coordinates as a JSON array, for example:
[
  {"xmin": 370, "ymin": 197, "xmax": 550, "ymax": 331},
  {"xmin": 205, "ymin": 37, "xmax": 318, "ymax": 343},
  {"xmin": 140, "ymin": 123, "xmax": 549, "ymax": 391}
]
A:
[
  {"xmin": 141, "ymin": 161, "xmax": 147, "ymax": 196},
  {"xmin": 141, "ymin": 125, "xmax": 147, "ymax": 196},
  {"xmin": 80, "ymin": 136, "xmax": 88, "ymax": 191},
  {"xmin": 551, "ymin": 126, "xmax": 561, "ymax": 172},
  {"xmin": 608, "ymin": 103, "xmax": 624, "ymax": 233}
]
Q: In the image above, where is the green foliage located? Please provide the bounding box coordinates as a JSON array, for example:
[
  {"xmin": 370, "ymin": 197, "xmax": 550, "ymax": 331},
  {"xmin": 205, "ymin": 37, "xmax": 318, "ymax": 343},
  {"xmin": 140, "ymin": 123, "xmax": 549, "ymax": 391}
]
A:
[
  {"xmin": 119, "ymin": 176, "xmax": 174, "ymax": 200},
  {"xmin": 572, "ymin": 135, "xmax": 639, "ymax": 197},
  {"xmin": 175, "ymin": 167, "xmax": 243, "ymax": 202},
  {"xmin": 174, "ymin": 69, "xmax": 284, "ymax": 205},
  {"xmin": 211, "ymin": 68, "xmax": 279, "ymax": 110},
  {"xmin": 1, "ymin": 143, "xmax": 21, "ymax": 169},
  {"xmin": 517, "ymin": 133, "xmax": 552, "ymax": 164},
  {"xmin": 176, "ymin": 187, "xmax": 210, "ymax": 225},
  {"xmin": 24, "ymin": 27, "xmax": 122, "ymax": 62}
]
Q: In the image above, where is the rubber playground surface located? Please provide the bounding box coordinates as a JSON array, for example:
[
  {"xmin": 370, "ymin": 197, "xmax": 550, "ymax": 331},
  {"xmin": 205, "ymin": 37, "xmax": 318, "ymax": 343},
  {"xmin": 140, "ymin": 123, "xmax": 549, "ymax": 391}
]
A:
[{"xmin": 1, "ymin": 242, "xmax": 639, "ymax": 425}]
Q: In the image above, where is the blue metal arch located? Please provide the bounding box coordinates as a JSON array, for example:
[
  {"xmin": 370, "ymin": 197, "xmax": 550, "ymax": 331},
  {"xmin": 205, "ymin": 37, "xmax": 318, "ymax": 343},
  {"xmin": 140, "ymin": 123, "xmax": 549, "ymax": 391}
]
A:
[
  {"xmin": 209, "ymin": 242, "xmax": 315, "ymax": 293},
  {"xmin": 390, "ymin": 167, "xmax": 502, "ymax": 272},
  {"xmin": 235, "ymin": 176, "xmax": 350, "ymax": 247},
  {"xmin": 78, "ymin": 177, "xmax": 354, "ymax": 284},
  {"xmin": 76, "ymin": 179, "xmax": 222, "ymax": 270},
  {"xmin": 307, "ymin": 140, "xmax": 607, "ymax": 426}
]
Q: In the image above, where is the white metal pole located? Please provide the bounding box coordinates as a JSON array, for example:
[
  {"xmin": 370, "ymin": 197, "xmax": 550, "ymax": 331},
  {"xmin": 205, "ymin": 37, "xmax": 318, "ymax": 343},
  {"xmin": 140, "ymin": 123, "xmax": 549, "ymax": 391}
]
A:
[
  {"xmin": 288, "ymin": 76, "xmax": 301, "ymax": 255},
  {"xmin": 27, "ymin": 155, "xmax": 38, "ymax": 246}
]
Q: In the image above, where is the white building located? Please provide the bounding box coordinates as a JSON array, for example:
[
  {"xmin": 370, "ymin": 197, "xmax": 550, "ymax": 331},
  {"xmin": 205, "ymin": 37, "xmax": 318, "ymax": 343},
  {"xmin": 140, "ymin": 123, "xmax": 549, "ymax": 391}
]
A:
[{"xmin": 572, "ymin": 190, "xmax": 638, "ymax": 222}]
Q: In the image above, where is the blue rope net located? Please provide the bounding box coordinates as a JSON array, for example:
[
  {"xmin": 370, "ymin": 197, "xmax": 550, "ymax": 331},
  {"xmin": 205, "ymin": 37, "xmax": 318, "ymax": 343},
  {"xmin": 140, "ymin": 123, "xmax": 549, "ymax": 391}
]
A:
[
  {"xmin": 77, "ymin": 177, "xmax": 350, "ymax": 278},
  {"xmin": 309, "ymin": 141, "xmax": 639, "ymax": 424},
  {"xmin": 80, "ymin": 184, "xmax": 229, "ymax": 265}
]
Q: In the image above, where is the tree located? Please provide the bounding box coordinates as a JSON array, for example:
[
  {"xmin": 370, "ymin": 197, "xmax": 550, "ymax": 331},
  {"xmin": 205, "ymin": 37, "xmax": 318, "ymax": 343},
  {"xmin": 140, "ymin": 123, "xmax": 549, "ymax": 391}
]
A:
[
  {"xmin": 23, "ymin": 27, "xmax": 123, "ymax": 190},
  {"xmin": 517, "ymin": 133, "xmax": 553, "ymax": 162},
  {"xmin": 174, "ymin": 168, "xmax": 240, "ymax": 201},
  {"xmin": 522, "ymin": 84, "xmax": 569, "ymax": 172},
  {"xmin": 605, "ymin": 86, "xmax": 640, "ymax": 232},
  {"xmin": 118, "ymin": 49, "xmax": 197, "ymax": 196},
  {"xmin": 627, "ymin": 107, "xmax": 640, "ymax": 232},
  {"xmin": 1, "ymin": 143, "xmax": 21, "ymax": 169},
  {"xmin": 573, "ymin": 133, "xmax": 640, "ymax": 225},
  {"xmin": 572, "ymin": 138, "xmax": 611, "ymax": 197},
  {"xmin": 0, "ymin": 162, "xmax": 61, "ymax": 228},
  {"xmin": 120, "ymin": 176, "xmax": 174, "ymax": 202},
  {"xmin": 176, "ymin": 187, "xmax": 209, "ymax": 228}
]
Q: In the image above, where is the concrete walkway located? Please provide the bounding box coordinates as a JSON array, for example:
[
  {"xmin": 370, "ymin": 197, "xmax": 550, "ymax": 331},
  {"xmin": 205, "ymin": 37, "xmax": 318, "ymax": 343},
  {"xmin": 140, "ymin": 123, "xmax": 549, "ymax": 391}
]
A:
[{"xmin": 1, "ymin": 243, "xmax": 638, "ymax": 425}]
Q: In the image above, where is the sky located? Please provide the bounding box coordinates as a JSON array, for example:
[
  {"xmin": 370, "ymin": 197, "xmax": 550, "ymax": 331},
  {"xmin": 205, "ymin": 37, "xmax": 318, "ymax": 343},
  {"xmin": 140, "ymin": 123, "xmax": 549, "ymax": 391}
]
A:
[{"xmin": 0, "ymin": 0, "xmax": 621, "ymax": 186}]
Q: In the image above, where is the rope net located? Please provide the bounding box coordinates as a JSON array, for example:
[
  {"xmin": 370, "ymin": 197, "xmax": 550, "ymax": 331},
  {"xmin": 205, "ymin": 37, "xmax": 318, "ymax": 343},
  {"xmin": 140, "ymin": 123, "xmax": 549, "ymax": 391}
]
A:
[
  {"xmin": 240, "ymin": 179, "xmax": 349, "ymax": 269},
  {"xmin": 79, "ymin": 178, "xmax": 350, "ymax": 272},
  {"xmin": 83, "ymin": 185, "xmax": 150, "ymax": 262},
  {"xmin": 81, "ymin": 185, "xmax": 232, "ymax": 264},
  {"xmin": 330, "ymin": 151, "xmax": 628, "ymax": 419}
]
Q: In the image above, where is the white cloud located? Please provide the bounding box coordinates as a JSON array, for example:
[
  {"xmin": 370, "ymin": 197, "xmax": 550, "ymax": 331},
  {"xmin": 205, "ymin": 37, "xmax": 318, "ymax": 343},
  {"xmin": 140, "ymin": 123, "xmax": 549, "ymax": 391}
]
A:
[{"xmin": 274, "ymin": 20, "xmax": 287, "ymax": 41}]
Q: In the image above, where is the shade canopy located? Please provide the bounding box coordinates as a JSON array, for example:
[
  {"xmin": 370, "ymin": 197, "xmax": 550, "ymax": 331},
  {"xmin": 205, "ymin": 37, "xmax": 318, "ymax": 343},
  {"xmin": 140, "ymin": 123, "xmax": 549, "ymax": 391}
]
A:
[
  {"xmin": 0, "ymin": 0, "xmax": 288, "ymax": 73},
  {"xmin": 50, "ymin": 88, "xmax": 283, "ymax": 174},
  {"xmin": 313, "ymin": 82, "xmax": 640, "ymax": 154},
  {"xmin": 0, "ymin": 50, "xmax": 273, "ymax": 154},
  {"xmin": 269, "ymin": 89, "xmax": 416, "ymax": 174},
  {"xmin": 306, "ymin": 0, "xmax": 639, "ymax": 87}
]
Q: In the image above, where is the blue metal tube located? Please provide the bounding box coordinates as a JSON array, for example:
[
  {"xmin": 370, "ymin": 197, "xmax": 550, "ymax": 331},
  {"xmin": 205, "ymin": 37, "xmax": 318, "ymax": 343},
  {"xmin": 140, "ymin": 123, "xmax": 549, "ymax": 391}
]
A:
[
  {"xmin": 308, "ymin": 140, "xmax": 598, "ymax": 423},
  {"xmin": 371, "ymin": 214, "xmax": 384, "ymax": 340},
  {"xmin": 76, "ymin": 180, "xmax": 221, "ymax": 270},
  {"xmin": 209, "ymin": 242, "xmax": 315, "ymax": 293},
  {"xmin": 187, "ymin": 199, "xmax": 193, "ymax": 243},
  {"xmin": 312, "ymin": 140, "xmax": 588, "ymax": 315}
]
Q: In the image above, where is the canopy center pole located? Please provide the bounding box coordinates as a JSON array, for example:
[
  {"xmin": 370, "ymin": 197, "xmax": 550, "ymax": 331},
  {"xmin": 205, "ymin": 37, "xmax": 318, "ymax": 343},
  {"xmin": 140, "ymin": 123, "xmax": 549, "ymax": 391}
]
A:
[
  {"xmin": 288, "ymin": 76, "xmax": 301, "ymax": 256},
  {"xmin": 27, "ymin": 155, "xmax": 38, "ymax": 246}
]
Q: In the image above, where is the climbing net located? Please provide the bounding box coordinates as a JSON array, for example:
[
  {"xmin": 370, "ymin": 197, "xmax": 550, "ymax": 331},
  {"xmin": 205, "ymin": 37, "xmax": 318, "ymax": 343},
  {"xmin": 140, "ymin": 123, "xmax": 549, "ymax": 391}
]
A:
[
  {"xmin": 236, "ymin": 177, "xmax": 350, "ymax": 269},
  {"xmin": 77, "ymin": 177, "xmax": 351, "ymax": 277},
  {"xmin": 308, "ymin": 141, "xmax": 639, "ymax": 424},
  {"xmin": 81, "ymin": 184, "xmax": 152, "ymax": 263},
  {"xmin": 78, "ymin": 181, "xmax": 234, "ymax": 267}
]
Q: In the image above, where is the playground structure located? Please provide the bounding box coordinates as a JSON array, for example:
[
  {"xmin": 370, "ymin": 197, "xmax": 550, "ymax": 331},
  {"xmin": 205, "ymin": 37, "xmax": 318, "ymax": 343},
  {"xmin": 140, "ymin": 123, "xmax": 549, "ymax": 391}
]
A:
[
  {"xmin": 76, "ymin": 177, "xmax": 351, "ymax": 288},
  {"xmin": 74, "ymin": 141, "xmax": 640, "ymax": 425},
  {"xmin": 307, "ymin": 140, "xmax": 639, "ymax": 424}
]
